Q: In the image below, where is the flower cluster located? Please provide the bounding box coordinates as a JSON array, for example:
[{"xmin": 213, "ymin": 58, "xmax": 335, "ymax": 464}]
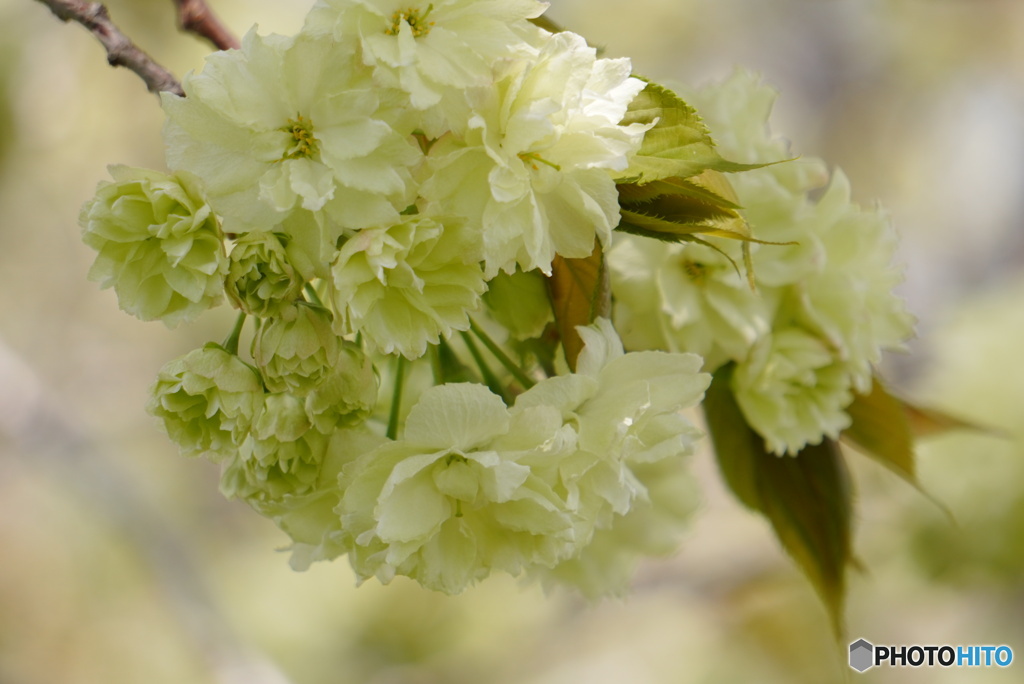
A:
[
  {"xmin": 609, "ymin": 70, "xmax": 914, "ymax": 455},
  {"xmin": 79, "ymin": 1, "xmax": 914, "ymax": 599}
]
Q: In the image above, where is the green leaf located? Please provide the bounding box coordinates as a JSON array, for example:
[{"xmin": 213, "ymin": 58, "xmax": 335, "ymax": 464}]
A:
[
  {"xmin": 617, "ymin": 80, "xmax": 770, "ymax": 184},
  {"xmin": 617, "ymin": 80, "xmax": 718, "ymax": 183},
  {"xmin": 544, "ymin": 243, "xmax": 608, "ymax": 372},
  {"xmin": 702, "ymin": 365, "xmax": 764, "ymax": 509},
  {"xmin": 704, "ymin": 364, "xmax": 853, "ymax": 637},
  {"xmin": 615, "ymin": 84, "xmax": 796, "ymax": 290}
]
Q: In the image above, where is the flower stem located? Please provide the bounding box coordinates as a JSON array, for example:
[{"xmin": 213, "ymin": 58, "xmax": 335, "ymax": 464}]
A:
[
  {"xmin": 428, "ymin": 343, "xmax": 443, "ymax": 385},
  {"xmin": 222, "ymin": 312, "xmax": 246, "ymax": 355},
  {"xmin": 469, "ymin": 319, "xmax": 535, "ymax": 389},
  {"xmin": 460, "ymin": 331, "xmax": 507, "ymax": 402},
  {"xmin": 386, "ymin": 355, "xmax": 407, "ymax": 440},
  {"xmin": 304, "ymin": 282, "xmax": 324, "ymax": 308}
]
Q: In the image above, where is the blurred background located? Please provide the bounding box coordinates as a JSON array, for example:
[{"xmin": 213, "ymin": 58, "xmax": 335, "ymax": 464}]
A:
[{"xmin": 2, "ymin": 0, "xmax": 1023, "ymax": 682}]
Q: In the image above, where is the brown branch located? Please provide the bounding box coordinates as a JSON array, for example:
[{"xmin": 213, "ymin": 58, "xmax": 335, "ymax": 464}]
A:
[
  {"xmin": 172, "ymin": 0, "xmax": 239, "ymax": 51},
  {"xmin": 35, "ymin": 0, "xmax": 184, "ymax": 96}
]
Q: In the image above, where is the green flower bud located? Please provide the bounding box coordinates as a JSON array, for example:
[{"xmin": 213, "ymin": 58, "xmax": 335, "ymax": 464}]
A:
[
  {"xmin": 146, "ymin": 344, "xmax": 263, "ymax": 460},
  {"xmin": 225, "ymin": 231, "xmax": 304, "ymax": 318},
  {"xmin": 255, "ymin": 303, "xmax": 341, "ymax": 395},
  {"xmin": 80, "ymin": 165, "xmax": 227, "ymax": 328}
]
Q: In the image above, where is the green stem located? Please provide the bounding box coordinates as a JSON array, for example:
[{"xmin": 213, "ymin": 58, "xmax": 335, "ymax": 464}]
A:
[
  {"xmin": 428, "ymin": 343, "xmax": 443, "ymax": 385},
  {"xmin": 222, "ymin": 312, "xmax": 246, "ymax": 355},
  {"xmin": 386, "ymin": 355, "xmax": 407, "ymax": 440},
  {"xmin": 460, "ymin": 331, "xmax": 507, "ymax": 402},
  {"xmin": 304, "ymin": 282, "xmax": 325, "ymax": 308},
  {"xmin": 469, "ymin": 319, "xmax": 535, "ymax": 389}
]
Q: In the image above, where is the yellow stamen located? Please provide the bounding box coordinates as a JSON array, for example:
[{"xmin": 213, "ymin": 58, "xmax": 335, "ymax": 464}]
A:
[
  {"xmin": 279, "ymin": 115, "xmax": 320, "ymax": 160},
  {"xmin": 518, "ymin": 152, "xmax": 561, "ymax": 172},
  {"xmin": 384, "ymin": 5, "xmax": 435, "ymax": 37}
]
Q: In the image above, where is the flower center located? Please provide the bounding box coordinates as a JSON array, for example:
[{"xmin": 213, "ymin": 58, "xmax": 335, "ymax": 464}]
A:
[
  {"xmin": 518, "ymin": 152, "xmax": 561, "ymax": 172},
  {"xmin": 385, "ymin": 5, "xmax": 435, "ymax": 37},
  {"xmin": 280, "ymin": 115, "xmax": 320, "ymax": 160},
  {"xmin": 681, "ymin": 259, "xmax": 709, "ymax": 286}
]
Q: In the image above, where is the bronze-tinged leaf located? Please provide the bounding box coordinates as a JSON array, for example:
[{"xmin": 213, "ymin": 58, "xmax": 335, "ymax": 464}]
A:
[
  {"xmin": 616, "ymin": 167, "xmax": 791, "ymax": 291},
  {"xmin": 620, "ymin": 179, "xmax": 730, "ymax": 208},
  {"xmin": 705, "ymin": 365, "xmax": 853, "ymax": 637},
  {"xmin": 842, "ymin": 376, "xmax": 915, "ymax": 484},
  {"xmin": 843, "ymin": 375, "xmax": 980, "ymax": 518},
  {"xmin": 545, "ymin": 243, "xmax": 608, "ymax": 372},
  {"xmin": 903, "ymin": 400, "xmax": 991, "ymax": 439},
  {"xmin": 758, "ymin": 438, "xmax": 852, "ymax": 639},
  {"xmin": 619, "ymin": 207, "xmax": 732, "ymax": 237}
]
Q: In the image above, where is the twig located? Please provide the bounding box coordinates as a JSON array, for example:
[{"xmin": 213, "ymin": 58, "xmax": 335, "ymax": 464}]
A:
[
  {"xmin": 35, "ymin": 0, "xmax": 184, "ymax": 96},
  {"xmin": 172, "ymin": 0, "xmax": 239, "ymax": 50}
]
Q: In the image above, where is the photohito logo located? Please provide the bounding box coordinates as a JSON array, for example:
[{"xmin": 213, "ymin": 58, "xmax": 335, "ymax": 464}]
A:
[{"xmin": 849, "ymin": 639, "xmax": 1014, "ymax": 673}]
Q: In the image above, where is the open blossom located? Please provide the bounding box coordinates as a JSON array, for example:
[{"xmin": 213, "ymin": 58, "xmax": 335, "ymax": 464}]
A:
[
  {"xmin": 268, "ymin": 426, "xmax": 389, "ymax": 571},
  {"xmin": 514, "ymin": 319, "xmax": 709, "ymax": 551},
  {"xmin": 303, "ymin": 0, "xmax": 549, "ymax": 110},
  {"xmin": 795, "ymin": 171, "xmax": 916, "ymax": 393},
  {"xmin": 609, "ymin": 235, "xmax": 769, "ymax": 370},
  {"xmin": 80, "ymin": 166, "xmax": 227, "ymax": 328},
  {"xmin": 339, "ymin": 383, "xmax": 578, "ymax": 593},
  {"xmin": 422, "ymin": 30, "xmax": 650, "ymax": 276},
  {"xmin": 330, "ymin": 214, "xmax": 486, "ymax": 358},
  {"xmin": 696, "ymin": 72, "xmax": 913, "ymax": 361},
  {"xmin": 732, "ymin": 328, "xmax": 854, "ymax": 455},
  {"xmin": 162, "ymin": 30, "xmax": 419, "ymax": 236},
  {"xmin": 536, "ymin": 456, "xmax": 699, "ymax": 598}
]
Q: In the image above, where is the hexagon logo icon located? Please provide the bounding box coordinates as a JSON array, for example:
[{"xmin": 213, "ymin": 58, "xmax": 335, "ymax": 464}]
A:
[{"xmin": 849, "ymin": 639, "xmax": 875, "ymax": 672}]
